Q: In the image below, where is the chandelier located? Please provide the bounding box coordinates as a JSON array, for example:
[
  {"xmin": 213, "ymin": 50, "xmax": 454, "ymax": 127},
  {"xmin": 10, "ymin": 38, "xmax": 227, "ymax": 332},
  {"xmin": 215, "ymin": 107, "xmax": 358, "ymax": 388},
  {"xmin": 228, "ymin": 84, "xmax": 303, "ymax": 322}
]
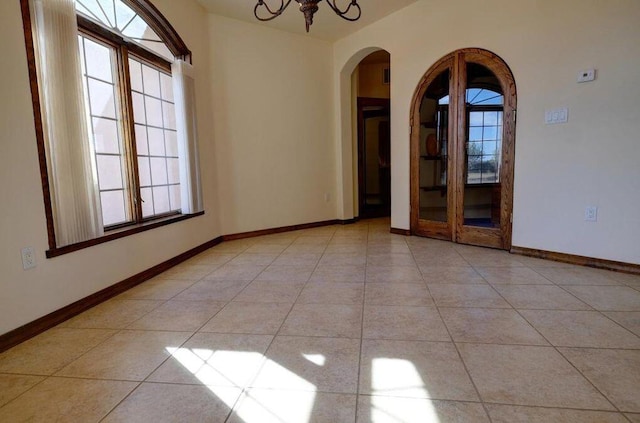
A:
[{"xmin": 254, "ymin": 0, "xmax": 362, "ymax": 32}]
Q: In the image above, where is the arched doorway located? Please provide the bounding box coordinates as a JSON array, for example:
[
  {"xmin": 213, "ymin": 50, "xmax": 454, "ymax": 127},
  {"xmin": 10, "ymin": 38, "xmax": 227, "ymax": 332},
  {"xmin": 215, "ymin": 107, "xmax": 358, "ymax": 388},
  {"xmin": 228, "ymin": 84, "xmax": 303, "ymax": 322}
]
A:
[
  {"xmin": 410, "ymin": 48, "xmax": 517, "ymax": 250},
  {"xmin": 354, "ymin": 50, "xmax": 391, "ymax": 218}
]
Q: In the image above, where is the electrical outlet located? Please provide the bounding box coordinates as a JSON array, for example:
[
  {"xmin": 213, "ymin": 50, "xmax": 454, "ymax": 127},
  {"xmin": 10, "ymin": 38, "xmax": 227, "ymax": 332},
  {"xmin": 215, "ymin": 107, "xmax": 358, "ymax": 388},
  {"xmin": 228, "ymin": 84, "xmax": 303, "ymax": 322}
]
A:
[
  {"xmin": 577, "ymin": 69, "xmax": 596, "ymax": 83},
  {"xmin": 585, "ymin": 206, "xmax": 598, "ymax": 222},
  {"xmin": 21, "ymin": 247, "xmax": 36, "ymax": 270},
  {"xmin": 324, "ymin": 193, "xmax": 330, "ymax": 203}
]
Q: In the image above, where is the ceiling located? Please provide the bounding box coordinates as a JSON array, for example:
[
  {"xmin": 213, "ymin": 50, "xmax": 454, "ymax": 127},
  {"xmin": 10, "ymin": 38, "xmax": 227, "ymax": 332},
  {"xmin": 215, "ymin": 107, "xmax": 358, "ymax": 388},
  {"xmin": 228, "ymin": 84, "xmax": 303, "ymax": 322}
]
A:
[{"xmin": 196, "ymin": 0, "xmax": 421, "ymax": 41}]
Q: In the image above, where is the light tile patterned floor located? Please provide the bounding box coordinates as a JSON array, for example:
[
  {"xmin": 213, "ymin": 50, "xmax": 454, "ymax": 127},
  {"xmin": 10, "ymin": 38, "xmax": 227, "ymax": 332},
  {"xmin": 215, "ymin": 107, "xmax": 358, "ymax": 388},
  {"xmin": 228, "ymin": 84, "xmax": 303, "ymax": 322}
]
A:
[{"xmin": 1, "ymin": 218, "xmax": 639, "ymax": 422}]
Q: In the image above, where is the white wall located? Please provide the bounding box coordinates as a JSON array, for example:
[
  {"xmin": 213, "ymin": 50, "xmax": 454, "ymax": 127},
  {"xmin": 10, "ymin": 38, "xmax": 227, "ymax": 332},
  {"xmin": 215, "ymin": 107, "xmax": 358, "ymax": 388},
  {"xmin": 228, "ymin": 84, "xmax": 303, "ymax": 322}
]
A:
[
  {"xmin": 0, "ymin": 0, "xmax": 219, "ymax": 335},
  {"xmin": 209, "ymin": 15, "xmax": 336, "ymax": 234},
  {"xmin": 334, "ymin": 0, "xmax": 640, "ymax": 264}
]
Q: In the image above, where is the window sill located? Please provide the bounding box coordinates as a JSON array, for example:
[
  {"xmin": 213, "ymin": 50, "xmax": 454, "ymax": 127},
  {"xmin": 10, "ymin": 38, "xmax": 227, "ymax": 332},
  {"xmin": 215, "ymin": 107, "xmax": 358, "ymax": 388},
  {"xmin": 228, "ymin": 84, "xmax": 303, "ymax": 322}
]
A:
[{"xmin": 45, "ymin": 211, "xmax": 205, "ymax": 258}]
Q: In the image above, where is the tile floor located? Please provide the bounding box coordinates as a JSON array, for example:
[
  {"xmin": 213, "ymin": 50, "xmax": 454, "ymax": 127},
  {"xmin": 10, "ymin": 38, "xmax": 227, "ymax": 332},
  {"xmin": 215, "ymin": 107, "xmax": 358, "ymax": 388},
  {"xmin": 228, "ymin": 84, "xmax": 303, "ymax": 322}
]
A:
[{"xmin": 1, "ymin": 218, "xmax": 639, "ymax": 422}]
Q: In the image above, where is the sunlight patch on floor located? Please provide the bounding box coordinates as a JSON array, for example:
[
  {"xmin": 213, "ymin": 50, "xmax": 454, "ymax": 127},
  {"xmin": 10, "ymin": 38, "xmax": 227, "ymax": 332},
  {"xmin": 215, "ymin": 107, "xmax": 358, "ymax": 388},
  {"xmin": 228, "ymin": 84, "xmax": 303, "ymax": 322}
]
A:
[
  {"xmin": 370, "ymin": 358, "xmax": 440, "ymax": 423},
  {"xmin": 167, "ymin": 347, "xmax": 318, "ymax": 423}
]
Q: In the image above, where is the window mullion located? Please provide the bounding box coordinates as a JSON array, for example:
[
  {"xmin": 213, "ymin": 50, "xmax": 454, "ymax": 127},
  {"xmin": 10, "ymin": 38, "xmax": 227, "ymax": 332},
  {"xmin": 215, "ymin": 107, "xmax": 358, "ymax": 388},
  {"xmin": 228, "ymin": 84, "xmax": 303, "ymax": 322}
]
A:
[{"xmin": 117, "ymin": 44, "xmax": 143, "ymax": 223}]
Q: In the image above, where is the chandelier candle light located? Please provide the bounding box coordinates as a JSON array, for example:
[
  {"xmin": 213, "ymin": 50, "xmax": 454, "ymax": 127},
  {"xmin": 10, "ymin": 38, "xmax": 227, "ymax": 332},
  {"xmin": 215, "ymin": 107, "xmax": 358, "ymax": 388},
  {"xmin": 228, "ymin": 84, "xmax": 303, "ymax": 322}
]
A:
[{"xmin": 254, "ymin": 0, "xmax": 362, "ymax": 32}]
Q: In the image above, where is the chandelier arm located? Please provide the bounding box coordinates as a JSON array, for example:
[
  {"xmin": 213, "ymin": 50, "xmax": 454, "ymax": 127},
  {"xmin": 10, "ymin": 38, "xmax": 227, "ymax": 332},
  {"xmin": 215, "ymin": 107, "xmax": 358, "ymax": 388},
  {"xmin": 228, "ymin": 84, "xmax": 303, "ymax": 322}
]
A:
[
  {"xmin": 254, "ymin": 0, "xmax": 294, "ymax": 22},
  {"xmin": 325, "ymin": 0, "xmax": 362, "ymax": 21}
]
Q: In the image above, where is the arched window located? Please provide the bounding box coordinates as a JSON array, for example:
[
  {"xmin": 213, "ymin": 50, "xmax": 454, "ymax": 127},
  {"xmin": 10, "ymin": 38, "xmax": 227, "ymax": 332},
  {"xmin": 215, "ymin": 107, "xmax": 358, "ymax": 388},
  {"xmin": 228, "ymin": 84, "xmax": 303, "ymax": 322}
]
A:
[{"xmin": 22, "ymin": 0, "xmax": 201, "ymax": 255}]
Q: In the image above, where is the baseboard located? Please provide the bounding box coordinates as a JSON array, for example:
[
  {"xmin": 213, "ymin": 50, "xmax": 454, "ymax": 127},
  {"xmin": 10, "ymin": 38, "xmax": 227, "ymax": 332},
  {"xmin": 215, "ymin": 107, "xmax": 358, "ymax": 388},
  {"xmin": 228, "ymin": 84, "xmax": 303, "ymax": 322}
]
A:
[
  {"xmin": 390, "ymin": 227, "xmax": 411, "ymax": 236},
  {"xmin": 0, "ymin": 236, "xmax": 223, "ymax": 353},
  {"xmin": 511, "ymin": 246, "xmax": 640, "ymax": 275},
  {"xmin": 1, "ymin": 217, "xmax": 365, "ymax": 352},
  {"xmin": 222, "ymin": 219, "xmax": 342, "ymax": 241}
]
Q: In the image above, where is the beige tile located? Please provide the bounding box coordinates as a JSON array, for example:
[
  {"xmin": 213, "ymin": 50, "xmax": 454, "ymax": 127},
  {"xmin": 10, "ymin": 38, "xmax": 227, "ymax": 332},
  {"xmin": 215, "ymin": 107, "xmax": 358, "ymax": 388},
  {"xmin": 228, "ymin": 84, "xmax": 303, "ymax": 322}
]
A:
[
  {"xmin": 611, "ymin": 272, "xmax": 640, "ymax": 288},
  {"xmin": 457, "ymin": 343, "xmax": 613, "ymax": 409},
  {"xmin": 186, "ymin": 252, "xmax": 236, "ymax": 266},
  {"xmin": 414, "ymin": 254, "xmax": 471, "ymax": 268},
  {"xmin": 0, "ymin": 374, "xmax": 45, "ymax": 407},
  {"xmin": 521, "ymin": 310, "xmax": 640, "ymax": 348},
  {"xmin": 200, "ymin": 302, "xmax": 292, "ymax": 334},
  {"xmin": 365, "ymin": 283, "xmax": 434, "ymax": 306},
  {"xmin": 492, "ymin": 284, "xmax": 591, "ymax": 310},
  {"xmin": 440, "ymin": 308, "xmax": 548, "ymax": 345},
  {"xmin": 244, "ymin": 243, "xmax": 289, "ymax": 254},
  {"xmin": 359, "ymin": 339, "xmax": 478, "ymax": 401},
  {"xmin": 284, "ymin": 244, "xmax": 328, "ymax": 254},
  {"xmin": 209, "ymin": 240, "xmax": 252, "ymax": 253},
  {"xmin": 535, "ymin": 267, "xmax": 622, "ymax": 286},
  {"xmin": 204, "ymin": 264, "xmax": 267, "ymax": 281},
  {"xmin": 357, "ymin": 396, "xmax": 489, "ymax": 423},
  {"xmin": 102, "ymin": 383, "xmax": 241, "ymax": 423},
  {"xmin": 0, "ymin": 328, "xmax": 115, "ymax": 375},
  {"xmin": 148, "ymin": 333, "xmax": 273, "ymax": 387},
  {"xmin": 604, "ymin": 312, "xmax": 640, "ymax": 336},
  {"xmin": 173, "ymin": 280, "xmax": 250, "ymax": 302},
  {"xmin": 318, "ymin": 252, "xmax": 367, "ymax": 267},
  {"xmin": 428, "ymin": 284, "xmax": 511, "ymax": 308},
  {"xmin": 251, "ymin": 336, "xmax": 360, "ymax": 393},
  {"xmin": 560, "ymin": 348, "xmax": 640, "ymax": 412},
  {"xmin": 367, "ymin": 253, "xmax": 416, "ymax": 267},
  {"xmin": 158, "ymin": 264, "xmax": 218, "ymax": 280},
  {"xmin": 117, "ymin": 278, "xmax": 195, "ymax": 300},
  {"xmin": 310, "ymin": 265, "xmax": 366, "ymax": 283},
  {"xmin": 297, "ymin": 283, "xmax": 364, "ymax": 305},
  {"xmin": 421, "ymin": 267, "xmax": 486, "ymax": 284},
  {"xmin": 509, "ymin": 255, "xmax": 573, "ymax": 268},
  {"xmin": 292, "ymin": 235, "xmax": 332, "ymax": 245},
  {"xmin": 323, "ymin": 245, "xmax": 368, "ymax": 255},
  {"xmin": 228, "ymin": 389, "xmax": 357, "ymax": 423},
  {"xmin": 233, "ymin": 281, "xmax": 304, "ymax": 303},
  {"xmin": 255, "ymin": 265, "xmax": 314, "ymax": 282},
  {"xmin": 280, "ymin": 304, "xmax": 362, "ymax": 338},
  {"xmin": 56, "ymin": 330, "xmax": 191, "ymax": 381},
  {"xmin": 458, "ymin": 252, "xmax": 526, "ymax": 267},
  {"xmin": 627, "ymin": 414, "xmax": 640, "ymax": 423},
  {"xmin": 476, "ymin": 267, "xmax": 552, "ymax": 285},
  {"xmin": 61, "ymin": 299, "xmax": 162, "ymax": 329},
  {"xmin": 487, "ymin": 404, "xmax": 629, "ymax": 423},
  {"xmin": 0, "ymin": 377, "xmax": 135, "ymax": 422},
  {"xmin": 564, "ymin": 285, "xmax": 640, "ymax": 311},
  {"xmin": 228, "ymin": 253, "xmax": 279, "ymax": 266},
  {"xmin": 367, "ymin": 243, "xmax": 411, "ymax": 255},
  {"xmin": 127, "ymin": 300, "xmax": 226, "ymax": 331},
  {"xmin": 363, "ymin": 305, "xmax": 450, "ymax": 341},
  {"xmin": 366, "ymin": 265, "xmax": 423, "ymax": 283},
  {"xmin": 272, "ymin": 253, "xmax": 322, "ymax": 266}
]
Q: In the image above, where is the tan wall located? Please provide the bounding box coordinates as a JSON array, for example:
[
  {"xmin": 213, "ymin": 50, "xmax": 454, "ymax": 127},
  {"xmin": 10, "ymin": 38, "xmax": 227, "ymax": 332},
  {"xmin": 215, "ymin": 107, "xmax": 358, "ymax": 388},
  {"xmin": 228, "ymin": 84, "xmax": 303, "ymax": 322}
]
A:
[
  {"xmin": 0, "ymin": 0, "xmax": 219, "ymax": 335},
  {"xmin": 358, "ymin": 63, "xmax": 390, "ymax": 99},
  {"xmin": 334, "ymin": 0, "xmax": 640, "ymax": 264},
  {"xmin": 209, "ymin": 15, "xmax": 337, "ymax": 234}
]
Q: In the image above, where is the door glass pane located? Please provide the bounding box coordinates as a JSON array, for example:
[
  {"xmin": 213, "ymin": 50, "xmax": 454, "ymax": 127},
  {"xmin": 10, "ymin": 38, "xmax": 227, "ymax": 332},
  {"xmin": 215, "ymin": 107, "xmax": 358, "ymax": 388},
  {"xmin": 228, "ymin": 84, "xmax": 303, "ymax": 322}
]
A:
[
  {"xmin": 463, "ymin": 63, "xmax": 504, "ymax": 228},
  {"xmin": 418, "ymin": 69, "xmax": 450, "ymax": 222}
]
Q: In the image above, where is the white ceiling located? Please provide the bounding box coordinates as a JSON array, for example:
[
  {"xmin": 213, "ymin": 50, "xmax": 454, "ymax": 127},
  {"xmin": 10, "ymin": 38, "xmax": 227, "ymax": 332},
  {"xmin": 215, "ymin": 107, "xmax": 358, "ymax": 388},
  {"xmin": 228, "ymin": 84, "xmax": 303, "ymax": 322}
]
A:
[{"xmin": 196, "ymin": 0, "xmax": 421, "ymax": 41}]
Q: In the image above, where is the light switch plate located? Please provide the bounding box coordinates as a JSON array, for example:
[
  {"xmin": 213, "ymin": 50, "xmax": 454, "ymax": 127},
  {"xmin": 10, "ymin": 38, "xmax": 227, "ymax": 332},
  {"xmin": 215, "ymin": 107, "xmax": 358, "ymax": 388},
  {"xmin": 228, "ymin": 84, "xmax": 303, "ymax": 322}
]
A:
[{"xmin": 545, "ymin": 107, "xmax": 569, "ymax": 125}]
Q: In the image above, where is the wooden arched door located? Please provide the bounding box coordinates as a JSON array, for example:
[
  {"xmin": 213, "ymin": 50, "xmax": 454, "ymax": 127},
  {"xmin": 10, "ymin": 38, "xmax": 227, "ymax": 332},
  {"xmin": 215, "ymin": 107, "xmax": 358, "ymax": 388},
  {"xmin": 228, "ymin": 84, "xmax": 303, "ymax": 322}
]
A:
[{"xmin": 410, "ymin": 49, "xmax": 517, "ymax": 250}]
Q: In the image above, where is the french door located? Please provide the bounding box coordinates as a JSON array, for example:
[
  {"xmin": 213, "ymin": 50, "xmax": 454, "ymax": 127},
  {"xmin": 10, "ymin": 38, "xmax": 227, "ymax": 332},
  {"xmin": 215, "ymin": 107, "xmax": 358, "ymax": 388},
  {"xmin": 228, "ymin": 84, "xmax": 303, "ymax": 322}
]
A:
[{"xmin": 410, "ymin": 49, "xmax": 517, "ymax": 250}]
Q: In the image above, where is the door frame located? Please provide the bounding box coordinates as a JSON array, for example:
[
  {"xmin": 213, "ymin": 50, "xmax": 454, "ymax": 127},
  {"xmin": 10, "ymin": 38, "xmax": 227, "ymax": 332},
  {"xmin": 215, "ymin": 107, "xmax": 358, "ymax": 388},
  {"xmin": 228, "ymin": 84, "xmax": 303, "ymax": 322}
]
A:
[
  {"xmin": 410, "ymin": 48, "xmax": 517, "ymax": 249},
  {"xmin": 357, "ymin": 97, "xmax": 391, "ymax": 218}
]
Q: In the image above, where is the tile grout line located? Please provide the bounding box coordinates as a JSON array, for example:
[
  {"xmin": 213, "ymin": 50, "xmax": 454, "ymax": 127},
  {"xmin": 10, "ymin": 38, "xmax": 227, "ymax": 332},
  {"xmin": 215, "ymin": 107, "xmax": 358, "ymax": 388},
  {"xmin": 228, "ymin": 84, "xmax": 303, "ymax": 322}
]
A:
[
  {"xmin": 472, "ymin": 262, "xmax": 627, "ymax": 416},
  {"xmin": 407, "ymin": 239, "xmax": 496, "ymax": 423}
]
